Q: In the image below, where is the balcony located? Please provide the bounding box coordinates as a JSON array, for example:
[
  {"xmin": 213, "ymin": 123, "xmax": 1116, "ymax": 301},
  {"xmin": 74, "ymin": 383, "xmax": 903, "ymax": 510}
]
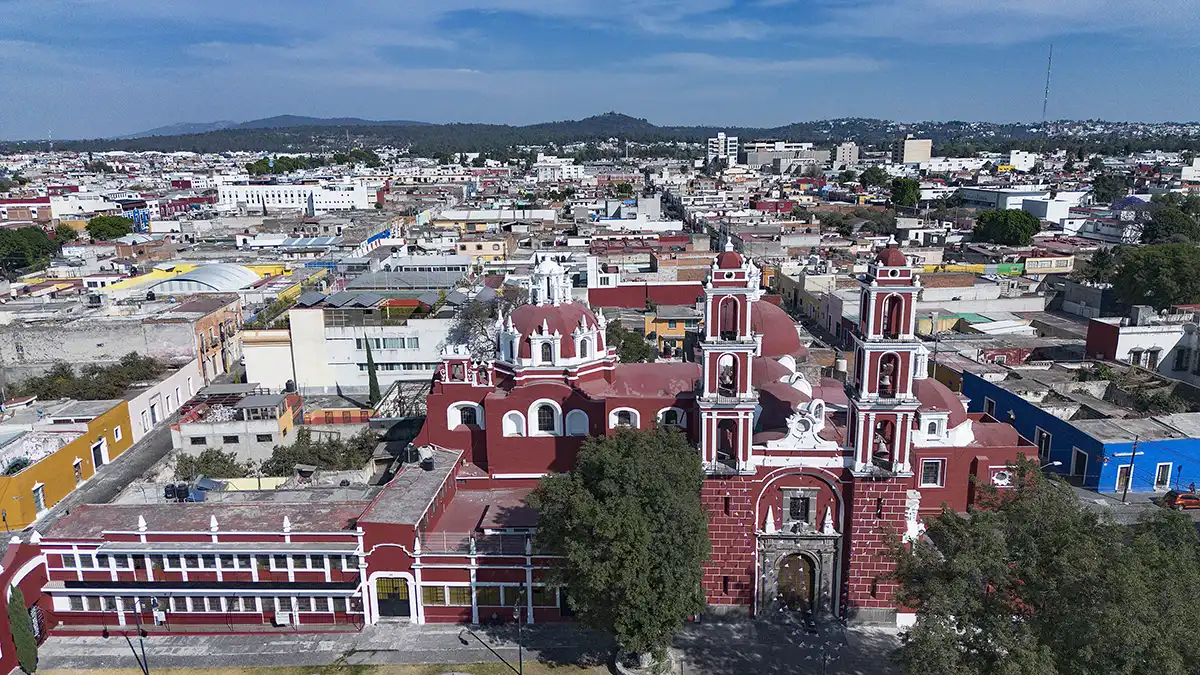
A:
[{"xmin": 418, "ymin": 532, "xmax": 530, "ymax": 556}]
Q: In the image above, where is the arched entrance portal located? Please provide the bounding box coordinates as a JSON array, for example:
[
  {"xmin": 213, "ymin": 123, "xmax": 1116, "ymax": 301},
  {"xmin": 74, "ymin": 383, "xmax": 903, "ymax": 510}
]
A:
[
  {"xmin": 375, "ymin": 577, "xmax": 411, "ymax": 618},
  {"xmin": 777, "ymin": 554, "xmax": 815, "ymax": 612}
]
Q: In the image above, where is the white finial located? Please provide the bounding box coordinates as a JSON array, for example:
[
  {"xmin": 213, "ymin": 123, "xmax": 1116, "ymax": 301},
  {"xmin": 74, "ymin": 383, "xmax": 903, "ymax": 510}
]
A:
[
  {"xmin": 137, "ymin": 515, "xmax": 147, "ymax": 532},
  {"xmin": 886, "ymin": 234, "xmax": 898, "ymax": 247},
  {"xmin": 763, "ymin": 505, "xmax": 777, "ymax": 534},
  {"xmin": 9, "ymin": 536, "xmax": 19, "ymax": 545},
  {"xmin": 282, "ymin": 516, "xmax": 292, "ymax": 533},
  {"xmin": 822, "ymin": 506, "xmax": 835, "ymax": 535},
  {"xmin": 724, "ymin": 237, "xmax": 734, "ymax": 252},
  {"xmin": 29, "ymin": 531, "xmax": 41, "ymax": 544},
  {"xmin": 209, "ymin": 515, "xmax": 219, "ymax": 532}
]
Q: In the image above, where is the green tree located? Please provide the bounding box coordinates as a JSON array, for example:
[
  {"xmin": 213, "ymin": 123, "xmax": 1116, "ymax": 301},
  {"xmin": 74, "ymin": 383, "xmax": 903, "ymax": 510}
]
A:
[
  {"xmin": 972, "ymin": 209, "xmax": 1041, "ymax": 245},
  {"xmin": 894, "ymin": 459, "xmax": 1200, "ymax": 675},
  {"xmin": 260, "ymin": 427, "xmax": 377, "ymax": 476},
  {"xmin": 1142, "ymin": 207, "xmax": 1200, "ymax": 244},
  {"xmin": 53, "ymin": 223, "xmax": 79, "ymax": 244},
  {"xmin": 365, "ymin": 340, "xmax": 382, "ymax": 406},
  {"xmin": 85, "ymin": 215, "xmax": 134, "ymax": 241},
  {"xmin": 1090, "ymin": 174, "xmax": 1129, "ymax": 205},
  {"xmin": 15, "ymin": 353, "xmax": 165, "ymax": 400},
  {"xmin": 838, "ymin": 169, "xmax": 858, "ymax": 184},
  {"xmin": 1073, "ymin": 247, "xmax": 1119, "ymax": 284},
  {"xmin": 890, "ymin": 177, "xmax": 921, "ymax": 207},
  {"xmin": 1064, "ymin": 158, "xmax": 1076, "ymax": 173},
  {"xmin": 606, "ymin": 323, "xmax": 655, "ymax": 363},
  {"xmin": 615, "ymin": 182, "xmax": 634, "ymax": 197},
  {"xmin": 529, "ymin": 428, "xmax": 709, "ymax": 664},
  {"xmin": 7, "ymin": 586, "xmax": 37, "ymax": 673},
  {"xmin": 858, "ymin": 166, "xmax": 889, "ymax": 188},
  {"xmin": 174, "ymin": 448, "xmax": 252, "ymax": 480},
  {"xmin": 0, "ymin": 227, "xmax": 58, "ymax": 275},
  {"xmin": 1088, "ymin": 155, "xmax": 1106, "ymax": 172},
  {"xmin": 1112, "ymin": 243, "xmax": 1200, "ymax": 310}
]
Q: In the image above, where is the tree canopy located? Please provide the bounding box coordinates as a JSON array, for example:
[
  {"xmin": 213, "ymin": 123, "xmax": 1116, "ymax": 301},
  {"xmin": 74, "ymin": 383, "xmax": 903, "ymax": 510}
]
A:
[
  {"xmin": 445, "ymin": 285, "xmax": 528, "ymax": 362},
  {"xmin": 1141, "ymin": 207, "xmax": 1200, "ymax": 244},
  {"xmin": 174, "ymin": 448, "xmax": 252, "ymax": 481},
  {"xmin": 53, "ymin": 223, "xmax": 79, "ymax": 244},
  {"xmin": 606, "ymin": 322, "xmax": 656, "ymax": 363},
  {"xmin": 7, "ymin": 586, "xmax": 36, "ymax": 674},
  {"xmin": 894, "ymin": 459, "xmax": 1200, "ymax": 675},
  {"xmin": 259, "ymin": 427, "xmax": 377, "ymax": 477},
  {"xmin": 1089, "ymin": 174, "xmax": 1129, "ymax": 205},
  {"xmin": 972, "ymin": 209, "xmax": 1041, "ymax": 245},
  {"xmin": 15, "ymin": 353, "xmax": 166, "ymax": 400},
  {"xmin": 0, "ymin": 227, "xmax": 58, "ymax": 275},
  {"xmin": 529, "ymin": 428, "xmax": 709, "ymax": 661},
  {"xmin": 890, "ymin": 177, "xmax": 921, "ymax": 207},
  {"xmin": 1112, "ymin": 243, "xmax": 1200, "ymax": 310},
  {"xmin": 85, "ymin": 215, "xmax": 134, "ymax": 241},
  {"xmin": 859, "ymin": 166, "xmax": 889, "ymax": 188},
  {"xmin": 1072, "ymin": 247, "xmax": 1119, "ymax": 284}
]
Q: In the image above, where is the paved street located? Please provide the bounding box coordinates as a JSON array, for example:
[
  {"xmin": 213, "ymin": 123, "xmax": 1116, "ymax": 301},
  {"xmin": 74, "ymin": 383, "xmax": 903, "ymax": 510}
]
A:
[{"xmin": 39, "ymin": 619, "xmax": 900, "ymax": 674}]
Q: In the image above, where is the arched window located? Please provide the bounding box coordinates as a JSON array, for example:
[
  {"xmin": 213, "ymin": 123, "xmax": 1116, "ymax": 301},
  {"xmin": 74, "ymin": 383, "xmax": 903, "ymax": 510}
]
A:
[
  {"xmin": 537, "ymin": 405, "xmax": 556, "ymax": 432},
  {"xmin": 502, "ymin": 411, "xmax": 526, "ymax": 437},
  {"xmin": 460, "ymin": 407, "xmax": 477, "ymax": 426},
  {"xmin": 717, "ymin": 354, "xmax": 738, "ymax": 397},
  {"xmin": 540, "ymin": 343, "xmax": 553, "ymax": 364},
  {"xmin": 662, "ymin": 409, "xmax": 679, "ymax": 426},
  {"xmin": 927, "ymin": 421, "xmax": 938, "ymax": 435},
  {"xmin": 878, "ymin": 353, "xmax": 900, "ymax": 397},
  {"xmin": 565, "ymin": 410, "xmax": 589, "ymax": 436},
  {"xmin": 616, "ymin": 410, "xmax": 633, "ymax": 427},
  {"xmin": 719, "ymin": 297, "xmax": 740, "ymax": 340},
  {"xmin": 504, "ymin": 340, "xmax": 514, "ymax": 362},
  {"xmin": 659, "ymin": 407, "xmax": 685, "ymax": 428},
  {"xmin": 579, "ymin": 339, "xmax": 590, "ymax": 359},
  {"xmin": 881, "ymin": 295, "xmax": 903, "ymax": 339}
]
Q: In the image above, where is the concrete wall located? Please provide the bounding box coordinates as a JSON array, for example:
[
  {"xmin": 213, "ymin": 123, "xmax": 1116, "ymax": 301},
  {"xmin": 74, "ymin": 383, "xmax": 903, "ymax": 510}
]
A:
[
  {"xmin": 243, "ymin": 331, "xmax": 296, "ymax": 392},
  {"xmin": 127, "ymin": 360, "xmax": 203, "ymax": 444},
  {"xmin": 0, "ymin": 321, "xmax": 197, "ymax": 380}
]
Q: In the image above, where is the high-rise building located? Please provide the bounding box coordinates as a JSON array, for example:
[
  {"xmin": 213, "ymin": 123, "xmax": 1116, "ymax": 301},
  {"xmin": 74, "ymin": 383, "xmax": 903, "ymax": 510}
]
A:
[
  {"xmin": 707, "ymin": 132, "xmax": 739, "ymax": 166},
  {"xmin": 892, "ymin": 135, "xmax": 932, "ymax": 165},
  {"xmin": 835, "ymin": 142, "xmax": 860, "ymax": 168}
]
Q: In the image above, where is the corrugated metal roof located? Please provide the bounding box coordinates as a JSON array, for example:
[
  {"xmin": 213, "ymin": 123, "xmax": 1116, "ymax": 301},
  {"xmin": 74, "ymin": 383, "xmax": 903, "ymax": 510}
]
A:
[{"xmin": 146, "ymin": 263, "xmax": 259, "ymax": 293}]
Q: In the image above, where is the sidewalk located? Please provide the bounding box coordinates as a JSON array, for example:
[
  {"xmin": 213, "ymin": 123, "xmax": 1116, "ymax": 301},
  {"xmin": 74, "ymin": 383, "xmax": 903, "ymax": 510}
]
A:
[{"xmin": 38, "ymin": 619, "xmax": 900, "ymax": 674}]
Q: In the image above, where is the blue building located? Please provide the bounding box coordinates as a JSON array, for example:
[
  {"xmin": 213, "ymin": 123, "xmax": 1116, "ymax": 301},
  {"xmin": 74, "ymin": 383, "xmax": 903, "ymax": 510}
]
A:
[{"xmin": 962, "ymin": 370, "xmax": 1200, "ymax": 494}]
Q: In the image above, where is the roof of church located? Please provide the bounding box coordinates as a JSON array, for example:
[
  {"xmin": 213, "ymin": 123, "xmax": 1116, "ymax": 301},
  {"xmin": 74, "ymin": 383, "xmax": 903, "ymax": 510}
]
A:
[
  {"xmin": 752, "ymin": 301, "xmax": 808, "ymax": 360},
  {"xmin": 510, "ymin": 301, "xmax": 600, "ymax": 359},
  {"xmin": 914, "ymin": 377, "xmax": 968, "ymax": 426},
  {"xmin": 875, "ymin": 246, "xmax": 909, "ymax": 267},
  {"xmin": 577, "ymin": 362, "xmax": 701, "ymax": 398}
]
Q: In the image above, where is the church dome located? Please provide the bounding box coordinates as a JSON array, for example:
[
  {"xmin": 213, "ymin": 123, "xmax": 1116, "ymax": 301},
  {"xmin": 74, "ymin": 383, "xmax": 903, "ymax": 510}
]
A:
[
  {"xmin": 914, "ymin": 377, "xmax": 968, "ymax": 427},
  {"xmin": 716, "ymin": 249, "xmax": 744, "ymax": 269},
  {"xmin": 510, "ymin": 302, "xmax": 601, "ymax": 359},
  {"xmin": 751, "ymin": 301, "xmax": 808, "ymax": 360},
  {"xmin": 875, "ymin": 246, "xmax": 908, "ymax": 267}
]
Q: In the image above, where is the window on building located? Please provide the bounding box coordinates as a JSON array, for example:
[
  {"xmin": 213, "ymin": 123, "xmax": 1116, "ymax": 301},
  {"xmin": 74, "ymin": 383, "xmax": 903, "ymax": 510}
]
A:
[
  {"xmin": 292, "ymin": 554, "xmax": 309, "ymax": 569},
  {"xmin": 920, "ymin": 459, "xmax": 946, "ymax": 488},
  {"xmin": 927, "ymin": 421, "xmax": 939, "ymax": 436},
  {"xmin": 616, "ymin": 410, "xmax": 633, "ymax": 427},
  {"xmin": 205, "ymin": 597, "xmax": 222, "ymax": 612},
  {"xmin": 313, "ymin": 597, "xmax": 330, "ymax": 612},
  {"xmin": 74, "ymin": 460, "xmax": 83, "ymax": 486},
  {"xmin": 190, "ymin": 437, "xmax": 206, "ymax": 446},
  {"xmin": 668, "ymin": 320, "xmax": 677, "ymax": 329},
  {"xmin": 447, "ymin": 587, "xmax": 472, "ymax": 606},
  {"xmin": 531, "ymin": 586, "xmax": 556, "ymax": 607},
  {"xmin": 104, "ymin": 597, "xmax": 118, "ymax": 611},
  {"xmin": 220, "ymin": 554, "xmax": 234, "ymax": 569},
  {"xmin": 201, "ymin": 554, "xmax": 216, "ymax": 569},
  {"xmin": 537, "ymin": 405, "xmax": 556, "ymax": 433},
  {"xmin": 236, "ymin": 555, "xmax": 251, "ymax": 569},
  {"xmin": 983, "ymin": 397, "xmax": 996, "ymax": 418},
  {"xmin": 277, "ymin": 597, "xmax": 293, "ymax": 612},
  {"xmin": 61, "ymin": 554, "xmax": 76, "ymax": 569},
  {"xmin": 256, "ymin": 434, "xmax": 273, "ymax": 443},
  {"xmin": 224, "ymin": 596, "xmax": 240, "ymax": 612},
  {"xmin": 32, "ymin": 484, "xmax": 46, "ymax": 514},
  {"xmin": 787, "ymin": 495, "xmax": 809, "ymax": 524},
  {"xmin": 184, "ymin": 555, "xmax": 199, "ymax": 569},
  {"xmin": 273, "ymin": 555, "xmax": 288, "ymax": 569},
  {"xmin": 421, "ymin": 586, "xmax": 446, "ymax": 606},
  {"xmin": 579, "ymin": 339, "xmax": 589, "ymax": 359},
  {"xmin": 1175, "ymin": 348, "xmax": 1192, "ymax": 372},
  {"xmin": 113, "ymin": 556, "xmax": 130, "ymax": 569},
  {"xmin": 1034, "ymin": 428, "xmax": 1052, "ymax": 461},
  {"xmin": 241, "ymin": 597, "xmax": 257, "ymax": 612},
  {"xmin": 222, "ymin": 435, "xmax": 239, "ymax": 445},
  {"xmin": 460, "ymin": 406, "xmax": 477, "ymax": 426},
  {"xmin": 69, "ymin": 596, "xmax": 84, "ymax": 611},
  {"xmin": 540, "ymin": 342, "xmax": 553, "ymax": 364},
  {"xmin": 114, "ymin": 425, "xmax": 123, "ymax": 442},
  {"xmin": 407, "ymin": 337, "xmax": 419, "ymax": 349},
  {"xmin": 661, "ymin": 409, "xmax": 680, "ymax": 426},
  {"xmin": 296, "ymin": 597, "xmax": 313, "ymax": 612},
  {"xmin": 475, "ymin": 587, "xmax": 501, "ymax": 606},
  {"xmin": 170, "ymin": 597, "xmax": 187, "ymax": 612}
]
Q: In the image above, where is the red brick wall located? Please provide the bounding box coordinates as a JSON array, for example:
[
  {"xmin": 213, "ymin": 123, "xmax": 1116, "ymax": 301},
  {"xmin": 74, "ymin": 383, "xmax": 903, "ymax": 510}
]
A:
[
  {"xmin": 701, "ymin": 478, "xmax": 756, "ymax": 608},
  {"xmin": 843, "ymin": 478, "xmax": 908, "ymax": 615}
]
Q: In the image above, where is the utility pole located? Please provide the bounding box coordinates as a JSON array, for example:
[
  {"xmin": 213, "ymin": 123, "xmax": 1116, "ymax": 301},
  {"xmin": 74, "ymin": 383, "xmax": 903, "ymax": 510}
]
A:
[
  {"xmin": 1042, "ymin": 44, "xmax": 1054, "ymax": 123},
  {"xmin": 1121, "ymin": 434, "xmax": 1139, "ymax": 504}
]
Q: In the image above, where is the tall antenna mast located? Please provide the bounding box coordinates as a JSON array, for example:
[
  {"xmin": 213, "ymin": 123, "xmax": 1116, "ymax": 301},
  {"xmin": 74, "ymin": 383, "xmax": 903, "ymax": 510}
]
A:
[{"xmin": 1042, "ymin": 44, "xmax": 1054, "ymax": 123}]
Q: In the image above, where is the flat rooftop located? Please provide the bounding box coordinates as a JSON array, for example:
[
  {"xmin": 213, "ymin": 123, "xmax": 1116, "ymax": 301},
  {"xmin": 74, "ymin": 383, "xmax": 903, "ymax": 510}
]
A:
[
  {"xmin": 358, "ymin": 447, "xmax": 462, "ymax": 526},
  {"xmin": 43, "ymin": 501, "xmax": 369, "ymax": 540}
]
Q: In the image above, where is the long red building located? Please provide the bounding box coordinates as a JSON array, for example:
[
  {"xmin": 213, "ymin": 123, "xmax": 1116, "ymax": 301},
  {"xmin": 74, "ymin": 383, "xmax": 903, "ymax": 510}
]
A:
[{"xmin": 0, "ymin": 245, "xmax": 1030, "ymax": 668}]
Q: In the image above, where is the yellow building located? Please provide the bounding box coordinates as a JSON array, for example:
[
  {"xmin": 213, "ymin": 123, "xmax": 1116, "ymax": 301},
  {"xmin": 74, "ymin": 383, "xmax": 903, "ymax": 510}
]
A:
[
  {"xmin": 644, "ymin": 305, "xmax": 701, "ymax": 357},
  {"xmin": 455, "ymin": 236, "xmax": 509, "ymax": 262},
  {"xmin": 0, "ymin": 399, "xmax": 132, "ymax": 529}
]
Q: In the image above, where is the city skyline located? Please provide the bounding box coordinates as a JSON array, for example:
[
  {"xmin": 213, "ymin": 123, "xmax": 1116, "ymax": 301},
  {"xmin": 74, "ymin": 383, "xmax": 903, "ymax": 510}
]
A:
[{"xmin": 2, "ymin": 0, "xmax": 1199, "ymax": 140}]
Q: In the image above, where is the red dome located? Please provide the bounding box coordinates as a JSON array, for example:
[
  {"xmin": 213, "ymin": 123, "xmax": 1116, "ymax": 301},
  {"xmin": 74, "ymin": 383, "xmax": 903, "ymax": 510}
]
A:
[
  {"xmin": 914, "ymin": 377, "xmax": 968, "ymax": 427},
  {"xmin": 716, "ymin": 250, "xmax": 744, "ymax": 269},
  {"xmin": 875, "ymin": 247, "xmax": 908, "ymax": 267},
  {"xmin": 510, "ymin": 302, "xmax": 601, "ymax": 359},
  {"xmin": 751, "ymin": 301, "xmax": 808, "ymax": 360}
]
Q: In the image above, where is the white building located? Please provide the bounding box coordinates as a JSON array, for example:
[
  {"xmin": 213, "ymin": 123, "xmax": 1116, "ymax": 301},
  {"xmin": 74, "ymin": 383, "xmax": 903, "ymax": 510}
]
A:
[
  {"xmin": 834, "ymin": 142, "xmax": 859, "ymax": 168},
  {"xmin": 1009, "ymin": 150, "xmax": 1039, "ymax": 172},
  {"xmin": 893, "ymin": 135, "xmax": 933, "ymax": 165},
  {"xmin": 707, "ymin": 133, "xmax": 739, "ymax": 166},
  {"xmin": 217, "ymin": 182, "xmax": 375, "ymax": 212},
  {"xmin": 958, "ymin": 187, "xmax": 1051, "ymax": 210},
  {"xmin": 126, "ymin": 359, "xmax": 203, "ymax": 444}
]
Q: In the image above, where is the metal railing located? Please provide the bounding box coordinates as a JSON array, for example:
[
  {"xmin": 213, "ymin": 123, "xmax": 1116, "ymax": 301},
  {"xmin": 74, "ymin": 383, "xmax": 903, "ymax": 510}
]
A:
[{"xmin": 418, "ymin": 533, "xmax": 530, "ymax": 556}]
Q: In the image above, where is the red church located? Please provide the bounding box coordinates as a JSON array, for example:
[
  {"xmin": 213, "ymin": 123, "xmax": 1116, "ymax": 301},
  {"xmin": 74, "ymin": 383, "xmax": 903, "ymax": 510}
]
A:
[{"xmin": 0, "ymin": 244, "xmax": 1030, "ymax": 657}]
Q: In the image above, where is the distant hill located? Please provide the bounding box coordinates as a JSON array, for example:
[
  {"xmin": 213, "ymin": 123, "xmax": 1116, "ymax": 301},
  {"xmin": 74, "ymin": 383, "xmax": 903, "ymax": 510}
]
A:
[
  {"xmin": 11, "ymin": 112, "xmax": 1200, "ymax": 156},
  {"xmin": 121, "ymin": 114, "xmax": 431, "ymax": 139}
]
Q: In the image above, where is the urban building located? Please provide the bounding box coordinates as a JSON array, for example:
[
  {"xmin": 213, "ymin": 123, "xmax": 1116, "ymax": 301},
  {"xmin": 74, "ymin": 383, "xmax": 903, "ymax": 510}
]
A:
[
  {"xmin": 892, "ymin": 135, "xmax": 933, "ymax": 165},
  {"xmin": 707, "ymin": 133, "xmax": 739, "ymax": 166},
  {"xmin": 170, "ymin": 383, "xmax": 303, "ymax": 462},
  {"xmin": 834, "ymin": 142, "xmax": 860, "ymax": 168},
  {"xmin": 217, "ymin": 183, "xmax": 378, "ymax": 213}
]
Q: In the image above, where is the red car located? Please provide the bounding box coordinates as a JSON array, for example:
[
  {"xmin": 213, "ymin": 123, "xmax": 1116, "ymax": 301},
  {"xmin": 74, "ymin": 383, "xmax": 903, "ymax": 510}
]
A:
[{"xmin": 1163, "ymin": 491, "xmax": 1200, "ymax": 510}]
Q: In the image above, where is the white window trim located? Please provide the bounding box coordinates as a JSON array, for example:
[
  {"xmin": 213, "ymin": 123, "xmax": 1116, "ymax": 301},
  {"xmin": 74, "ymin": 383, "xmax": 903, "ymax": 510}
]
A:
[
  {"xmin": 657, "ymin": 406, "xmax": 687, "ymax": 428},
  {"xmin": 982, "ymin": 397, "xmax": 996, "ymax": 417},
  {"xmin": 113, "ymin": 425, "xmax": 123, "ymax": 442},
  {"xmin": 1116, "ymin": 464, "xmax": 1133, "ymax": 492},
  {"xmin": 564, "ymin": 410, "xmax": 589, "ymax": 436},
  {"xmin": 609, "ymin": 407, "xmax": 641, "ymax": 430},
  {"xmin": 446, "ymin": 401, "xmax": 485, "ymax": 431},
  {"xmin": 918, "ymin": 459, "xmax": 946, "ymax": 488},
  {"xmin": 528, "ymin": 399, "xmax": 563, "ymax": 437},
  {"xmin": 1154, "ymin": 462, "xmax": 1173, "ymax": 491},
  {"xmin": 1071, "ymin": 447, "xmax": 1088, "ymax": 479},
  {"xmin": 502, "ymin": 411, "xmax": 527, "ymax": 437}
]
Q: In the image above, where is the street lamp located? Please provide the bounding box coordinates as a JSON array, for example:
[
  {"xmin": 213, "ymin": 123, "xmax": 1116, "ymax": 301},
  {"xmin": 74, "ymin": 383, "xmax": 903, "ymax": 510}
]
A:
[
  {"xmin": 1041, "ymin": 460, "xmax": 1063, "ymax": 469},
  {"xmin": 512, "ymin": 603, "xmax": 524, "ymax": 675}
]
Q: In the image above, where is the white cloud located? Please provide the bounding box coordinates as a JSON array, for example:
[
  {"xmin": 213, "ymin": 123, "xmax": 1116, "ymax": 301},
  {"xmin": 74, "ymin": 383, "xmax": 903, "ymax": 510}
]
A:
[{"xmin": 642, "ymin": 52, "xmax": 886, "ymax": 74}]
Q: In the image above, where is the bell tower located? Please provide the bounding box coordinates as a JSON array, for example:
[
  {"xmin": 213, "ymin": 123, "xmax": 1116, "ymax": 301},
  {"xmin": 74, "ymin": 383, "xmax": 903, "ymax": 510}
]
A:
[
  {"xmin": 846, "ymin": 243, "xmax": 922, "ymax": 475},
  {"xmin": 698, "ymin": 241, "xmax": 759, "ymax": 474}
]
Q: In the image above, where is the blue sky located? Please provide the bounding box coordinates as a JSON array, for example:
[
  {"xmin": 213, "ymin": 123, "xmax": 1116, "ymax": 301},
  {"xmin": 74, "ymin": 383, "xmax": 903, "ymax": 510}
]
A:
[{"xmin": 1, "ymin": 0, "xmax": 1198, "ymax": 139}]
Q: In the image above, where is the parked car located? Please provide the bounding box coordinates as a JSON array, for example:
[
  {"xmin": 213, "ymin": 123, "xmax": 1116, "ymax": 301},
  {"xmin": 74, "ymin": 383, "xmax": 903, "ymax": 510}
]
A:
[{"xmin": 1162, "ymin": 490, "xmax": 1200, "ymax": 510}]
